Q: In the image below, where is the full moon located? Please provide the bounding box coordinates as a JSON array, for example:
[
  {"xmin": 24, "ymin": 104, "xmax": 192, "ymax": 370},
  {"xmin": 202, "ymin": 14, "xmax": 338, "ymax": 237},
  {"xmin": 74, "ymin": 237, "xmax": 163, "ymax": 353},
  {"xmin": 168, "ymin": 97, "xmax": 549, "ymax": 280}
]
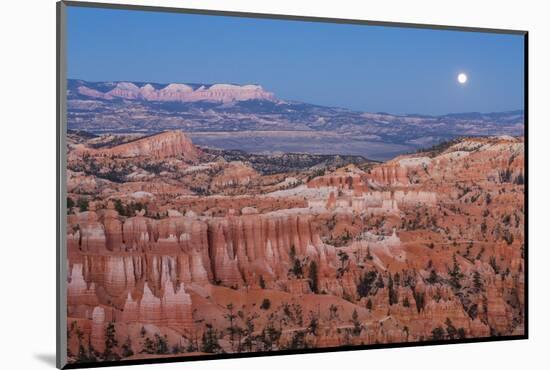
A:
[{"xmin": 457, "ymin": 73, "xmax": 468, "ymax": 84}]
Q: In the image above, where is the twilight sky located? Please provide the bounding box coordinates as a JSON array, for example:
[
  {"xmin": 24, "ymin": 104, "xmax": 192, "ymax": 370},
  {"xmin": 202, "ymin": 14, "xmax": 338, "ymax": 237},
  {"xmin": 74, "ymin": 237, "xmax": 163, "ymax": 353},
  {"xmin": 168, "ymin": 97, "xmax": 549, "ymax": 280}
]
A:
[{"xmin": 67, "ymin": 6, "xmax": 525, "ymax": 115}]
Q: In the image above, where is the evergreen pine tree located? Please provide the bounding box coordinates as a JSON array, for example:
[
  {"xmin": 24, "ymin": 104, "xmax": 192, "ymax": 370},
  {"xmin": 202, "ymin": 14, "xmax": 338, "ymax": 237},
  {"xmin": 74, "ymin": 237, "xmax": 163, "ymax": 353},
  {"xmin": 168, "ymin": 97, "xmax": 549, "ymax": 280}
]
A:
[
  {"xmin": 351, "ymin": 309, "xmax": 361, "ymax": 336},
  {"xmin": 103, "ymin": 322, "xmax": 120, "ymax": 361},
  {"xmin": 121, "ymin": 337, "xmax": 134, "ymax": 358},
  {"xmin": 308, "ymin": 261, "xmax": 319, "ymax": 293},
  {"xmin": 201, "ymin": 324, "xmax": 222, "ymax": 353}
]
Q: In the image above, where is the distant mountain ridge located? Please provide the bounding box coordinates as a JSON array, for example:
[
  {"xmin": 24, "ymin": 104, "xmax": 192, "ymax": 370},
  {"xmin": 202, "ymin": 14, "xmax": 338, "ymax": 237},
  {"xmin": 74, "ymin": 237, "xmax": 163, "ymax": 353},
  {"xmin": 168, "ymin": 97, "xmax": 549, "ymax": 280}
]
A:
[
  {"xmin": 69, "ymin": 79, "xmax": 523, "ymax": 118},
  {"xmin": 69, "ymin": 79, "xmax": 275, "ymax": 104}
]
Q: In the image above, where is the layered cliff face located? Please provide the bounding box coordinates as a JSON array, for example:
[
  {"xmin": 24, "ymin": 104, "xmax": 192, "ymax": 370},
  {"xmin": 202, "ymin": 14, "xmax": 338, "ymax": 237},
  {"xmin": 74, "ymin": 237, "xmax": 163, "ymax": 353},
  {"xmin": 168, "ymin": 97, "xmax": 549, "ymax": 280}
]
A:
[
  {"xmin": 67, "ymin": 207, "xmax": 335, "ymax": 289},
  {"xmin": 365, "ymin": 136, "xmax": 525, "ymax": 189},
  {"xmin": 66, "ymin": 135, "xmax": 525, "ymax": 364},
  {"xmin": 307, "ymin": 165, "xmax": 369, "ymax": 193},
  {"xmin": 77, "ymin": 81, "xmax": 276, "ymax": 103},
  {"xmin": 367, "ymin": 164, "xmax": 410, "ymax": 186},
  {"xmin": 210, "ymin": 161, "xmax": 259, "ymax": 192},
  {"xmin": 82, "ymin": 131, "xmax": 200, "ymax": 162}
]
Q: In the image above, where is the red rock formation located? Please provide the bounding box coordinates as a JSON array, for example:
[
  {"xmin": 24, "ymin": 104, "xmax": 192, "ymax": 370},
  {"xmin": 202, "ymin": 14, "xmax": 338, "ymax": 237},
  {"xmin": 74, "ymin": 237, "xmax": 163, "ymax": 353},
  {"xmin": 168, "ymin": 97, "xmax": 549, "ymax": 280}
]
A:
[
  {"xmin": 67, "ymin": 263, "xmax": 98, "ymax": 309},
  {"xmin": 104, "ymin": 131, "xmax": 199, "ymax": 161},
  {"xmin": 90, "ymin": 306, "xmax": 106, "ymax": 353},
  {"xmin": 368, "ymin": 164, "xmax": 409, "ymax": 185},
  {"xmin": 326, "ymin": 191, "xmax": 336, "ymax": 209},
  {"xmin": 65, "ymin": 136, "xmax": 525, "ymax": 363},
  {"xmin": 121, "ymin": 281, "xmax": 193, "ymax": 332},
  {"xmin": 204, "ymin": 212, "xmax": 330, "ymax": 287},
  {"xmin": 122, "ymin": 212, "xmax": 157, "ymax": 252},
  {"xmin": 307, "ymin": 165, "xmax": 369, "ymax": 193},
  {"xmin": 118, "ymin": 181, "xmax": 192, "ymax": 197},
  {"xmin": 75, "ymin": 206, "xmax": 107, "ymax": 253},
  {"xmin": 102, "ymin": 202, "xmax": 123, "ymax": 252},
  {"xmin": 210, "ymin": 161, "xmax": 259, "ymax": 191}
]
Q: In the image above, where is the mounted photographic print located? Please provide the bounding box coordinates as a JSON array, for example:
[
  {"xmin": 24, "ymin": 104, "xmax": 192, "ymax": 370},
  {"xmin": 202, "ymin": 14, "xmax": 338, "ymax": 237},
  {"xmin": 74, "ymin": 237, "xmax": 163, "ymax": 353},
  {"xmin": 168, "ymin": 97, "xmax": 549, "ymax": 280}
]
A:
[{"xmin": 56, "ymin": 1, "xmax": 528, "ymax": 368}]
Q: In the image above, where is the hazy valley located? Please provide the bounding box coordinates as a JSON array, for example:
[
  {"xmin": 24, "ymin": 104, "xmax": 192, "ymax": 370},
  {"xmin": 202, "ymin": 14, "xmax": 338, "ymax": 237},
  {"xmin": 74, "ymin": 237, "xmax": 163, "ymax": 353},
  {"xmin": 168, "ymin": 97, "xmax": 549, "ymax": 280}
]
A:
[{"xmin": 68, "ymin": 79, "xmax": 524, "ymax": 160}]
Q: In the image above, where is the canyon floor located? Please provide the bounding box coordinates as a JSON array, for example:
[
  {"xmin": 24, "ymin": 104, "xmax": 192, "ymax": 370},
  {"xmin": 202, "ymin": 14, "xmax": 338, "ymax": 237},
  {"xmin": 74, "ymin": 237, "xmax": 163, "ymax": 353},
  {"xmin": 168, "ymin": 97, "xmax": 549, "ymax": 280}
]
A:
[{"xmin": 65, "ymin": 130, "xmax": 525, "ymax": 364}]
